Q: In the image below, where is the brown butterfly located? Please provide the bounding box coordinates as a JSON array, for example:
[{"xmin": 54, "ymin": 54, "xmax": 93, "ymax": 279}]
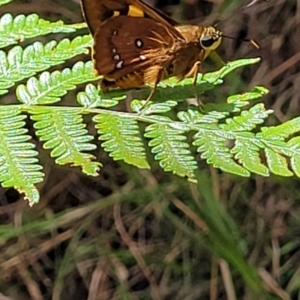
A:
[{"xmin": 81, "ymin": 0, "xmax": 224, "ymax": 104}]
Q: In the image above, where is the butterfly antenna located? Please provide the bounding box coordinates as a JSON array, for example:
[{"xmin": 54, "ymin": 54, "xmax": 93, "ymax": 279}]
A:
[
  {"xmin": 221, "ymin": 34, "xmax": 260, "ymax": 49},
  {"xmin": 244, "ymin": 0, "xmax": 270, "ymax": 9}
]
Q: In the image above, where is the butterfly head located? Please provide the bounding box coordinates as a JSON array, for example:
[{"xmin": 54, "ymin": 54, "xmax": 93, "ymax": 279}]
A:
[{"xmin": 199, "ymin": 27, "xmax": 222, "ymax": 51}]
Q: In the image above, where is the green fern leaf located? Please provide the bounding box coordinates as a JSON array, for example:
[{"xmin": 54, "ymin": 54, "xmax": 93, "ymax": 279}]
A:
[
  {"xmin": 255, "ymin": 117, "xmax": 300, "ymax": 176},
  {"xmin": 16, "ymin": 61, "xmax": 97, "ymax": 105},
  {"xmin": 132, "ymin": 99, "xmax": 178, "ymax": 114},
  {"xmin": 265, "ymin": 148, "xmax": 293, "ymax": 176},
  {"xmin": 145, "ymin": 123, "xmax": 197, "ymax": 180},
  {"xmin": 0, "ymin": 36, "xmax": 92, "ymax": 95},
  {"xmin": 94, "ymin": 113, "xmax": 150, "ymax": 169},
  {"xmin": 77, "ymin": 84, "xmax": 124, "ymax": 108},
  {"xmin": 30, "ymin": 108, "xmax": 100, "ymax": 176},
  {"xmin": 0, "ymin": 13, "xmax": 77, "ymax": 48},
  {"xmin": 205, "ymin": 86, "xmax": 269, "ymax": 116},
  {"xmin": 129, "ymin": 58, "xmax": 261, "ymax": 103},
  {"xmin": 194, "ymin": 127, "xmax": 250, "ymax": 176},
  {"xmin": 227, "ymin": 86, "xmax": 269, "ymax": 105},
  {"xmin": 288, "ymin": 137, "xmax": 300, "ymax": 177},
  {"xmin": 0, "ymin": 0, "xmax": 13, "ymax": 6},
  {"xmin": 221, "ymin": 104, "xmax": 272, "ymax": 132},
  {"xmin": 231, "ymin": 133, "xmax": 269, "ymax": 176},
  {"xmin": 0, "ymin": 107, "xmax": 43, "ymax": 205},
  {"xmin": 203, "ymin": 58, "xmax": 261, "ymax": 81},
  {"xmin": 178, "ymin": 108, "xmax": 228, "ymax": 125},
  {"xmin": 260, "ymin": 117, "xmax": 300, "ymax": 139}
]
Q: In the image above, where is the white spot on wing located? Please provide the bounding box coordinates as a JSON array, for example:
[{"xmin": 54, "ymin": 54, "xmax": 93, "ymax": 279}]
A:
[
  {"xmin": 116, "ymin": 60, "xmax": 124, "ymax": 69},
  {"xmin": 112, "ymin": 48, "xmax": 117, "ymax": 53},
  {"xmin": 113, "ymin": 30, "xmax": 118, "ymax": 36},
  {"xmin": 113, "ymin": 54, "xmax": 120, "ymax": 60},
  {"xmin": 140, "ymin": 55, "xmax": 147, "ymax": 61},
  {"xmin": 135, "ymin": 39, "xmax": 143, "ymax": 48}
]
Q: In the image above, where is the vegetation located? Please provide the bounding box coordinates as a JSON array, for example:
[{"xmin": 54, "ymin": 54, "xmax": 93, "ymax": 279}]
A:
[{"xmin": 0, "ymin": 0, "xmax": 298, "ymax": 299}]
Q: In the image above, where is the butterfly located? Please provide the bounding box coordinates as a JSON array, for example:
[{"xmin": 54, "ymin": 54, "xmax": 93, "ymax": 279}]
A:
[{"xmin": 81, "ymin": 0, "xmax": 224, "ymax": 104}]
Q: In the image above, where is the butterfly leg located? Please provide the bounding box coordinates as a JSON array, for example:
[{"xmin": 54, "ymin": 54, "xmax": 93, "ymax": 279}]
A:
[
  {"xmin": 185, "ymin": 61, "xmax": 204, "ymax": 107},
  {"xmin": 209, "ymin": 51, "xmax": 225, "ymax": 67},
  {"xmin": 140, "ymin": 66, "xmax": 164, "ymax": 110}
]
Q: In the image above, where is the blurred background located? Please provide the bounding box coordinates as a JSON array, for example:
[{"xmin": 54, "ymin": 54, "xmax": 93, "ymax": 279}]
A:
[{"xmin": 0, "ymin": 0, "xmax": 299, "ymax": 299}]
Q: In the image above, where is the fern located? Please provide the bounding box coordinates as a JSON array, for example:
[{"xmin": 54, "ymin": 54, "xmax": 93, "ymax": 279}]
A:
[
  {"xmin": 16, "ymin": 61, "xmax": 97, "ymax": 105},
  {"xmin": 0, "ymin": 8, "xmax": 297, "ymax": 205},
  {"xmin": 0, "ymin": 36, "xmax": 92, "ymax": 95},
  {"xmin": 145, "ymin": 123, "xmax": 197, "ymax": 180},
  {"xmin": 94, "ymin": 113, "xmax": 149, "ymax": 169},
  {"xmin": 0, "ymin": 0, "xmax": 13, "ymax": 6},
  {"xmin": 0, "ymin": 13, "xmax": 78, "ymax": 48},
  {"xmin": 30, "ymin": 107, "xmax": 100, "ymax": 176},
  {"xmin": 0, "ymin": 107, "xmax": 43, "ymax": 204}
]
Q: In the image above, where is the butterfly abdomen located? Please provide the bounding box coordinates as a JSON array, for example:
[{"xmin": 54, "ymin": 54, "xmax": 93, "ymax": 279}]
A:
[{"xmin": 101, "ymin": 71, "xmax": 145, "ymax": 91}]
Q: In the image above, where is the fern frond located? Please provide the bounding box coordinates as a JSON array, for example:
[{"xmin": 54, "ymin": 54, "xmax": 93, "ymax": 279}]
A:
[
  {"xmin": 77, "ymin": 84, "xmax": 123, "ymax": 109},
  {"xmin": 0, "ymin": 107, "xmax": 43, "ymax": 205},
  {"xmin": 178, "ymin": 108, "xmax": 228, "ymax": 125},
  {"xmin": 93, "ymin": 113, "xmax": 150, "ymax": 169},
  {"xmin": 191, "ymin": 97, "xmax": 272, "ymax": 176},
  {"xmin": 0, "ymin": 35, "xmax": 92, "ymax": 95},
  {"xmin": 129, "ymin": 58, "xmax": 261, "ymax": 104},
  {"xmin": 145, "ymin": 123, "xmax": 197, "ymax": 180},
  {"xmin": 0, "ymin": 0, "xmax": 12, "ymax": 6},
  {"xmin": 194, "ymin": 125, "xmax": 250, "ymax": 176},
  {"xmin": 264, "ymin": 148, "xmax": 293, "ymax": 176},
  {"xmin": 221, "ymin": 104, "xmax": 272, "ymax": 132},
  {"xmin": 259, "ymin": 117, "xmax": 300, "ymax": 176},
  {"xmin": 0, "ymin": 13, "xmax": 77, "ymax": 49},
  {"xmin": 227, "ymin": 86, "xmax": 269, "ymax": 107},
  {"xmin": 0, "ymin": 49, "xmax": 293, "ymax": 203},
  {"xmin": 261, "ymin": 117, "xmax": 300, "ymax": 139},
  {"xmin": 231, "ymin": 133, "xmax": 269, "ymax": 176},
  {"xmin": 288, "ymin": 137, "xmax": 300, "ymax": 177},
  {"xmin": 205, "ymin": 58, "xmax": 261, "ymax": 81},
  {"xmin": 16, "ymin": 61, "xmax": 97, "ymax": 105},
  {"xmin": 30, "ymin": 107, "xmax": 100, "ymax": 176}
]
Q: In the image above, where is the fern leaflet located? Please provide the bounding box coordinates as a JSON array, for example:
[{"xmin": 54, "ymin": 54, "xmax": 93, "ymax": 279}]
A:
[
  {"xmin": 0, "ymin": 107, "xmax": 43, "ymax": 205},
  {"xmin": 17, "ymin": 61, "xmax": 97, "ymax": 105},
  {"xmin": 0, "ymin": 36, "xmax": 92, "ymax": 95},
  {"xmin": 30, "ymin": 107, "xmax": 100, "ymax": 176},
  {"xmin": 94, "ymin": 113, "xmax": 150, "ymax": 169},
  {"xmin": 0, "ymin": 0, "xmax": 12, "ymax": 6},
  {"xmin": 0, "ymin": 13, "xmax": 77, "ymax": 49},
  {"xmin": 145, "ymin": 123, "xmax": 197, "ymax": 180}
]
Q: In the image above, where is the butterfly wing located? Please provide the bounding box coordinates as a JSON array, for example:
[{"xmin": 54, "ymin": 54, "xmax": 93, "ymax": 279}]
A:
[
  {"xmin": 127, "ymin": 0, "xmax": 179, "ymax": 27},
  {"xmin": 81, "ymin": 0, "xmax": 182, "ymax": 39},
  {"xmin": 93, "ymin": 16, "xmax": 175, "ymax": 80},
  {"xmin": 81, "ymin": 0, "xmax": 128, "ymax": 36}
]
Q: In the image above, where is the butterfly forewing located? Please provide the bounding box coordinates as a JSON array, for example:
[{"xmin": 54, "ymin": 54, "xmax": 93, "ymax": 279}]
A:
[{"xmin": 94, "ymin": 16, "xmax": 175, "ymax": 79}]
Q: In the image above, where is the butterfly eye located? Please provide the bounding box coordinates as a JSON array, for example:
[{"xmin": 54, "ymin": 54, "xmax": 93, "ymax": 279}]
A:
[{"xmin": 200, "ymin": 35, "xmax": 220, "ymax": 49}]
